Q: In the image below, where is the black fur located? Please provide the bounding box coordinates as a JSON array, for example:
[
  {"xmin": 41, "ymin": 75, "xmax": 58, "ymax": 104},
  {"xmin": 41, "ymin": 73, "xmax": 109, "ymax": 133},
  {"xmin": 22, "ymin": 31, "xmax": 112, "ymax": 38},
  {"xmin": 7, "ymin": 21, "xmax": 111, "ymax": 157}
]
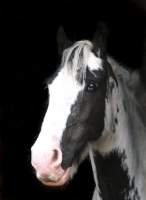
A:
[
  {"xmin": 61, "ymin": 67, "xmax": 107, "ymax": 170},
  {"xmin": 94, "ymin": 150, "xmax": 140, "ymax": 200}
]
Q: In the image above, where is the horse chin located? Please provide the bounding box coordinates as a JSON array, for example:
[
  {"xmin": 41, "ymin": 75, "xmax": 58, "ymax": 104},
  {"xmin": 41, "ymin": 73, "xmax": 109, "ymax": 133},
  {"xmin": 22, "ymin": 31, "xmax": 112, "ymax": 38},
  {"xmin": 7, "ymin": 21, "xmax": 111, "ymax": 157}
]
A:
[{"xmin": 41, "ymin": 167, "xmax": 72, "ymax": 187}]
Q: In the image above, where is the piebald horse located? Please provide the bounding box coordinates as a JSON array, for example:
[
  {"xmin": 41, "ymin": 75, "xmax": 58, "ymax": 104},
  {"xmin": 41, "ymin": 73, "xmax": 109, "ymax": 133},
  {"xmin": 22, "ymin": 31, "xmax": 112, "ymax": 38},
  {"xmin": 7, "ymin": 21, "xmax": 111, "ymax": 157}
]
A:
[{"xmin": 31, "ymin": 22, "xmax": 146, "ymax": 200}]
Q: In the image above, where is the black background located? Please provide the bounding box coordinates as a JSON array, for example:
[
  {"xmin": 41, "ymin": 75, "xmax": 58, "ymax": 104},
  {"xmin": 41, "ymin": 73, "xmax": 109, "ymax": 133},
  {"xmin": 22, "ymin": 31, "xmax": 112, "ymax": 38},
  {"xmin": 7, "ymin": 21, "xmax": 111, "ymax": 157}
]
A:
[{"xmin": 0, "ymin": 0, "xmax": 146, "ymax": 199}]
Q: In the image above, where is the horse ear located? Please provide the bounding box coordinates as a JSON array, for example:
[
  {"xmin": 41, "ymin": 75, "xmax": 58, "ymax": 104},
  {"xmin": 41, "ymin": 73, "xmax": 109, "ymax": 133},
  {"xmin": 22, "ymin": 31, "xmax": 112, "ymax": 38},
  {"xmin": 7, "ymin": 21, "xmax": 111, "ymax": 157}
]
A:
[
  {"xmin": 93, "ymin": 21, "xmax": 108, "ymax": 58},
  {"xmin": 57, "ymin": 25, "xmax": 72, "ymax": 56}
]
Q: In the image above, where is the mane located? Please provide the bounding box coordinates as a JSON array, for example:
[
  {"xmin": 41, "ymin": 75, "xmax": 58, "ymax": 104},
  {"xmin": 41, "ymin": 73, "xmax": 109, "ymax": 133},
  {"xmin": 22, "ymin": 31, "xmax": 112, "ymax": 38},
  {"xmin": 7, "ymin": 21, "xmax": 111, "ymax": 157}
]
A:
[
  {"xmin": 61, "ymin": 40, "xmax": 93, "ymax": 84},
  {"xmin": 60, "ymin": 40, "xmax": 146, "ymax": 111},
  {"xmin": 108, "ymin": 56, "xmax": 146, "ymax": 111}
]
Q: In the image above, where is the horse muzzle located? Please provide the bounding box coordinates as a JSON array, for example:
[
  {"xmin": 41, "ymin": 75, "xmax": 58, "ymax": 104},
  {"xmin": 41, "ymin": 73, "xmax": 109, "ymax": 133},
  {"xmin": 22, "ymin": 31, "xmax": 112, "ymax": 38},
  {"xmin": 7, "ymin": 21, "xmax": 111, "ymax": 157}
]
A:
[{"xmin": 31, "ymin": 143, "xmax": 72, "ymax": 186}]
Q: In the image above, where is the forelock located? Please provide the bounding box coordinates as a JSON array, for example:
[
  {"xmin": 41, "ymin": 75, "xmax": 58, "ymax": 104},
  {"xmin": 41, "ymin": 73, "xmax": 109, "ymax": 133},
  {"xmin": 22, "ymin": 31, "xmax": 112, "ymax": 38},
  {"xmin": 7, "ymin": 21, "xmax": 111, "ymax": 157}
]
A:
[{"xmin": 60, "ymin": 40, "xmax": 93, "ymax": 85}]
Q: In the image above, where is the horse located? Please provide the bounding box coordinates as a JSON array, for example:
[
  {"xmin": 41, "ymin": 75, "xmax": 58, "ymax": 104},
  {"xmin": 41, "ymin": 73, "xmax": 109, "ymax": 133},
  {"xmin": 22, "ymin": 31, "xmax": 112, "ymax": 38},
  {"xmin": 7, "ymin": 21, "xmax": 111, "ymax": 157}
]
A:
[{"xmin": 31, "ymin": 22, "xmax": 146, "ymax": 200}]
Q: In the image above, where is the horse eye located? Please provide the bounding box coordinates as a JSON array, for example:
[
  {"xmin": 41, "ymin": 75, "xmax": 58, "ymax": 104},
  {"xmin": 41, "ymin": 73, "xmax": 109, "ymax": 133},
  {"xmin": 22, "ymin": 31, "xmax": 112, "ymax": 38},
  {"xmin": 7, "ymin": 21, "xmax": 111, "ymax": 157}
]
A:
[{"xmin": 87, "ymin": 82, "xmax": 98, "ymax": 92}]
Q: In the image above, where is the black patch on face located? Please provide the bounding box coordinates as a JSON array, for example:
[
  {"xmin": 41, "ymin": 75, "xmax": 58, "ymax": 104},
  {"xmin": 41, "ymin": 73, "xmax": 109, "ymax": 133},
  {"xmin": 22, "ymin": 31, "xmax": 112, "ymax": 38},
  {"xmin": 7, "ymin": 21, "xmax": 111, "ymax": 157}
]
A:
[
  {"xmin": 94, "ymin": 150, "xmax": 140, "ymax": 200},
  {"xmin": 66, "ymin": 97, "xmax": 80, "ymax": 128},
  {"xmin": 61, "ymin": 67, "xmax": 108, "ymax": 170}
]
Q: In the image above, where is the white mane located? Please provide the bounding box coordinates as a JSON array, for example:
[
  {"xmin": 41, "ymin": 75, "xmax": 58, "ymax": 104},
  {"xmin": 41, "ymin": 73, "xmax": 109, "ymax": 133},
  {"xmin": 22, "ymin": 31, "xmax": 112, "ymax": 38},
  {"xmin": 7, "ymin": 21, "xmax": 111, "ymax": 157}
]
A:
[{"xmin": 108, "ymin": 56, "xmax": 146, "ymax": 112}]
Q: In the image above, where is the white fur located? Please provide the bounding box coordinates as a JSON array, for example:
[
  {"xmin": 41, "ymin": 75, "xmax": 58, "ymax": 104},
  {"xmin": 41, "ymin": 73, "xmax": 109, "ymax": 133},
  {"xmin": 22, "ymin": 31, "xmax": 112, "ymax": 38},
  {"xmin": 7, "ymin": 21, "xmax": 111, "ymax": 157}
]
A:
[
  {"xmin": 91, "ymin": 57, "xmax": 146, "ymax": 199},
  {"xmin": 32, "ymin": 69, "xmax": 83, "ymax": 153}
]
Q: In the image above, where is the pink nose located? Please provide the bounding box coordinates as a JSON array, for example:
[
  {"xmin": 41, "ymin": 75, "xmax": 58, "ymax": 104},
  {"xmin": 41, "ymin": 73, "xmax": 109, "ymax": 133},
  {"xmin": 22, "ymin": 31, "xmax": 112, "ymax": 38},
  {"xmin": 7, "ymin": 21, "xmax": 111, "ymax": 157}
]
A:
[{"xmin": 31, "ymin": 146, "xmax": 64, "ymax": 182}]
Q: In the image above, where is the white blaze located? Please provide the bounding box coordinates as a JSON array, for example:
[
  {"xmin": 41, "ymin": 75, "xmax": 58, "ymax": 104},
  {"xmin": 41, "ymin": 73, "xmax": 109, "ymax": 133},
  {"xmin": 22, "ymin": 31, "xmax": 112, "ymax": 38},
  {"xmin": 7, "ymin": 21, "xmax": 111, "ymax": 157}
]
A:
[{"xmin": 32, "ymin": 69, "xmax": 83, "ymax": 152}]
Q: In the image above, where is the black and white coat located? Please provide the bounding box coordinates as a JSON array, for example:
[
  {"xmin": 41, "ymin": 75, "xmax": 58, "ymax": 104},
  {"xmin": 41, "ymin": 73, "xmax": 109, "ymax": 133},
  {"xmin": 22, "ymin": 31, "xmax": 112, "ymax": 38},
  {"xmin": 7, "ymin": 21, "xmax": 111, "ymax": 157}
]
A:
[{"xmin": 31, "ymin": 23, "xmax": 146, "ymax": 200}]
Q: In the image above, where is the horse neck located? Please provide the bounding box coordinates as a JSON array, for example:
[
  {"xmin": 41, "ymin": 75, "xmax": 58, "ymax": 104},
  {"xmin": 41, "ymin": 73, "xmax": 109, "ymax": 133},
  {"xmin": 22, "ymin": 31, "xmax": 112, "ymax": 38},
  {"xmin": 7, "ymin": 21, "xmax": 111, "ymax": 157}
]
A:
[
  {"xmin": 98, "ymin": 63, "xmax": 146, "ymax": 154},
  {"xmin": 90, "ymin": 67, "xmax": 146, "ymax": 199}
]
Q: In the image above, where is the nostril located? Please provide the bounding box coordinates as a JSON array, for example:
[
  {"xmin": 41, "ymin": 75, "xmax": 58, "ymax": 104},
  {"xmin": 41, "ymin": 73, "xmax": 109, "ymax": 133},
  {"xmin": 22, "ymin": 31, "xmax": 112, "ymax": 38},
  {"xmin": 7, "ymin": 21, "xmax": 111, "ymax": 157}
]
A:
[{"xmin": 52, "ymin": 150, "xmax": 58, "ymax": 161}]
